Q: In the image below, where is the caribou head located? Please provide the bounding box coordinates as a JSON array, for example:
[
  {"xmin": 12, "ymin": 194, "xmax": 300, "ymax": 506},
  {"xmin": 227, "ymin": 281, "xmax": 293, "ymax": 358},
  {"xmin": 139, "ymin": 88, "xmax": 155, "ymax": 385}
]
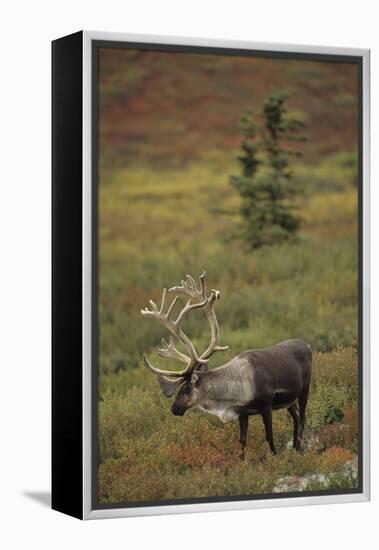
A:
[{"xmin": 141, "ymin": 272, "xmax": 229, "ymax": 412}]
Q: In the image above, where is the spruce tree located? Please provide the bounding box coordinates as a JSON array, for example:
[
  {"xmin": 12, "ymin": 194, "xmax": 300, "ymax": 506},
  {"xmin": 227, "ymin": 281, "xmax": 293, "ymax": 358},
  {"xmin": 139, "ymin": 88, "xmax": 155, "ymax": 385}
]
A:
[{"xmin": 230, "ymin": 91, "xmax": 305, "ymax": 249}]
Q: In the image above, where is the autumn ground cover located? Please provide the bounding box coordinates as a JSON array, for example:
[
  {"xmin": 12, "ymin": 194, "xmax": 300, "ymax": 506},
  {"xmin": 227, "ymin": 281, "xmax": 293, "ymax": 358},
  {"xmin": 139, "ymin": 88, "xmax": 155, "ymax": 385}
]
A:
[{"xmin": 96, "ymin": 49, "xmax": 359, "ymax": 504}]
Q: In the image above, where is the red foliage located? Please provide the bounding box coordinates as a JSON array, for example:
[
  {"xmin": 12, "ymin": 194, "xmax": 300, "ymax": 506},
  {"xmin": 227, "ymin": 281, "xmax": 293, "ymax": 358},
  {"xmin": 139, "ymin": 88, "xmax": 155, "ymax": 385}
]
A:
[
  {"xmin": 318, "ymin": 406, "xmax": 358, "ymax": 452},
  {"xmin": 317, "ymin": 446, "xmax": 355, "ymax": 471},
  {"xmin": 164, "ymin": 442, "xmax": 233, "ymax": 468}
]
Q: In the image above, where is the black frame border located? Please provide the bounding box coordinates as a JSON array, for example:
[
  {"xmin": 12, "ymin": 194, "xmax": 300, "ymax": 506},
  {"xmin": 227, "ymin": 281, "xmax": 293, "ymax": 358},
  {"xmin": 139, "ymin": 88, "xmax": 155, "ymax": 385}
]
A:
[{"xmin": 52, "ymin": 30, "xmax": 84, "ymax": 519}]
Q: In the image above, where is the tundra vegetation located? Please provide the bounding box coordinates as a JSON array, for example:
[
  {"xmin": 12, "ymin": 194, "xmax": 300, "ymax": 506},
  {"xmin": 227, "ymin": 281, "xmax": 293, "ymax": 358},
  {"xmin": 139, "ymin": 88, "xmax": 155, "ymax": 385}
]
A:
[{"xmin": 97, "ymin": 50, "xmax": 359, "ymax": 504}]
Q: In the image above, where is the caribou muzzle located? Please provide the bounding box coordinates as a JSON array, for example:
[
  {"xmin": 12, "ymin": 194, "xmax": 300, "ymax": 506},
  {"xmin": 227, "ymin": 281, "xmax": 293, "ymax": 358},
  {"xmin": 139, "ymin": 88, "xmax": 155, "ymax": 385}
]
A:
[{"xmin": 171, "ymin": 403, "xmax": 186, "ymax": 416}]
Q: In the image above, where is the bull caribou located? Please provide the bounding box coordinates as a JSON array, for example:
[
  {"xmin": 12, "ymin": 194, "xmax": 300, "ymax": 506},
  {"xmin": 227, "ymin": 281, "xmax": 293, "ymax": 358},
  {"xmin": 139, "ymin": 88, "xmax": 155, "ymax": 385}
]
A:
[{"xmin": 141, "ymin": 272, "xmax": 312, "ymax": 458}]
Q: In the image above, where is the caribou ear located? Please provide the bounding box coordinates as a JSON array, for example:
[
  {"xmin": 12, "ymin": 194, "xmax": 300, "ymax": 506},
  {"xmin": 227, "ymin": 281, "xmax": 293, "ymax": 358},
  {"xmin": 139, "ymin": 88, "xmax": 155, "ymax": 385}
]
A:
[
  {"xmin": 157, "ymin": 375, "xmax": 183, "ymax": 397},
  {"xmin": 196, "ymin": 363, "xmax": 208, "ymax": 372},
  {"xmin": 191, "ymin": 372, "xmax": 199, "ymax": 386}
]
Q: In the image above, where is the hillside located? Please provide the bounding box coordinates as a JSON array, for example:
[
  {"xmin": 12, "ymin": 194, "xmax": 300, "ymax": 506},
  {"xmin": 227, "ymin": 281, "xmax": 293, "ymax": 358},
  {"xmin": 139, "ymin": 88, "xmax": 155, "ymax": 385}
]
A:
[
  {"xmin": 96, "ymin": 46, "xmax": 359, "ymax": 504},
  {"xmin": 99, "ymin": 47, "xmax": 358, "ymax": 170}
]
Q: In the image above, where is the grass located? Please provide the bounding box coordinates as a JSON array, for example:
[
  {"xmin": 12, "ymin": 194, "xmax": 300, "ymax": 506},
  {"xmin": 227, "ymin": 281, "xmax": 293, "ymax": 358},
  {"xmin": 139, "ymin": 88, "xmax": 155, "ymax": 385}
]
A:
[
  {"xmin": 98, "ymin": 347, "xmax": 358, "ymax": 503},
  {"xmin": 97, "ymin": 152, "xmax": 359, "ymax": 504}
]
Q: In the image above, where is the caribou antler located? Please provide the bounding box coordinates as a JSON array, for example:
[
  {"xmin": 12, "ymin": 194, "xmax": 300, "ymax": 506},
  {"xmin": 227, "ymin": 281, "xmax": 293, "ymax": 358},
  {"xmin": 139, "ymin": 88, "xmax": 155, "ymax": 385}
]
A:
[
  {"xmin": 169, "ymin": 271, "xmax": 229, "ymax": 361},
  {"xmin": 141, "ymin": 272, "xmax": 229, "ymax": 382},
  {"xmin": 141, "ymin": 286, "xmax": 208, "ymax": 377},
  {"xmin": 158, "ymin": 336, "xmax": 190, "ymax": 365}
]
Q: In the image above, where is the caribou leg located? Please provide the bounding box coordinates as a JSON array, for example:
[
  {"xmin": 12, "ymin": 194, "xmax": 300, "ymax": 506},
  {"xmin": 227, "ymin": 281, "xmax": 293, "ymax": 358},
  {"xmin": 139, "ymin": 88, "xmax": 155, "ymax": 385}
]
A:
[
  {"xmin": 262, "ymin": 408, "xmax": 277, "ymax": 455},
  {"xmin": 287, "ymin": 403, "xmax": 300, "ymax": 450},
  {"xmin": 297, "ymin": 385, "xmax": 310, "ymax": 449},
  {"xmin": 238, "ymin": 413, "xmax": 249, "ymax": 460}
]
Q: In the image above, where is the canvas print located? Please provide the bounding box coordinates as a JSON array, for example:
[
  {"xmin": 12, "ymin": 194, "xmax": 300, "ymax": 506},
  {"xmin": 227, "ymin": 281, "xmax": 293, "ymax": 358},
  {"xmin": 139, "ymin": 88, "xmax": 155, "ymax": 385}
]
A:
[{"xmin": 95, "ymin": 45, "xmax": 360, "ymax": 506}]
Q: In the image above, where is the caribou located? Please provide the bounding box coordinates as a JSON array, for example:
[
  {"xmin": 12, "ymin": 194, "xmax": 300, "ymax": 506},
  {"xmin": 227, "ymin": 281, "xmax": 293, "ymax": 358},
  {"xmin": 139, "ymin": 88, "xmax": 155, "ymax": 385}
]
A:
[{"xmin": 141, "ymin": 272, "xmax": 312, "ymax": 458}]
